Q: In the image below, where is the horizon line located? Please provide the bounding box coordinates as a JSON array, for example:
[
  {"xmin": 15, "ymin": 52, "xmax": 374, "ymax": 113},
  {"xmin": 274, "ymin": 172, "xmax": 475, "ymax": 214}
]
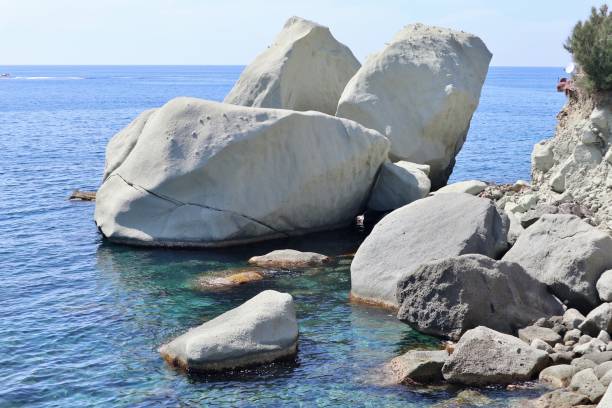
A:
[{"xmin": 1, "ymin": 64, "xmax": 566, "ymax": 67}]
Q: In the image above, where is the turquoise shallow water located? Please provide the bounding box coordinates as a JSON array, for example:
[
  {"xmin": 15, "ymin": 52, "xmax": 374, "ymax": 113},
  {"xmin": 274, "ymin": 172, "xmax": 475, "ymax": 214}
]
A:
[{"xmin": 0, "ymin": 66, "xmax": 565, "ymax": 407}]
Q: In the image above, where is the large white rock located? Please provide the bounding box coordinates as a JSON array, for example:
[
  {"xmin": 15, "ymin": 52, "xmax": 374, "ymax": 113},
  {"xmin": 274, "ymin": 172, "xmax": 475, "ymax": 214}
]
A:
[
  {"xmin": 441, "ymin": 326, "xmax": 550, "ymax": 385},
  {"xmin": 366, "ymin": 160, "xmax": 431, "ymax": 212},
  {"xmin": 95, "ymin": 98, "xmax": 389, "ymax": 247},
  {"xmin": 336, "ymin": 23, "xmax": 491, "ymax": 188},
  {"xmin": 158, "ymin": 290, "xmax": 298, "ymax": 372},
  {"xmin": 350, "ymin": 193, "xmax": 508, "ymax": 308},
  {"xmin": 224, "ymin": 16, "xmax": 360, "ymax": 115},
  {"xmin": 503, "ymin": 214, "xmax": 612, "ymax": 313},
  {"xmin": 396, "ymin": 254, "xmax": 564, "ymax": 340}
]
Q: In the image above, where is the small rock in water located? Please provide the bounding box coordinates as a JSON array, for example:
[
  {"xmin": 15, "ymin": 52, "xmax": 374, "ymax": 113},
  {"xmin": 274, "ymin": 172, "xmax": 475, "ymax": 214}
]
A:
[
  {"xmin": 388, "ymin": 350, "xmax": 448, "ymax": 384},
  {"xmin": 159, "ymin": 290, "xmax": 298, "ymax": 372},
  {"xmin": 248, "ymin": 249, "xmax": 331, "ymax": 269},
  {"xmin": 195, "ymin": 269, "xmax": 264, "ymax": 290},
  {"xmin": 69, "ymin": 189, "xmax": 96, "ymax": 201}
]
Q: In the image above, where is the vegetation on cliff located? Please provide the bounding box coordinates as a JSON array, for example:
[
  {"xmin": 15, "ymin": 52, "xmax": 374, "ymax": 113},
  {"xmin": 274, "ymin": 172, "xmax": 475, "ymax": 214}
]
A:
[{"xmin": 564, "ymin": 4, "xmax": 612, "ymax": 92}]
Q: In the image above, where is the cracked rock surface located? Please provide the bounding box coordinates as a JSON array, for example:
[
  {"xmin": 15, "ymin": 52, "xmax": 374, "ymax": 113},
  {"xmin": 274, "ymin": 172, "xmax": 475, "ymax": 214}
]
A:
[{"xmin": 94, "ymin": 97, "xmax": 389, "ymax": 247}]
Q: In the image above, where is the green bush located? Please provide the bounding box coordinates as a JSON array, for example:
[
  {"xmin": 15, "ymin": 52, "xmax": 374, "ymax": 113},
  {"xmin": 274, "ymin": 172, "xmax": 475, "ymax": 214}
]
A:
[{"xmin": 564, "ymin": 4, "xmax": 612, "ymax": 92}]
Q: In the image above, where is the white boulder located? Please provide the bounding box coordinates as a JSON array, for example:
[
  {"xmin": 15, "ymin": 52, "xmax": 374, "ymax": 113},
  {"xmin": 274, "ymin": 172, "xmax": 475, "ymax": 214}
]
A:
[
  {"xmin": 158, "ymin": 290, "xmax": 298, "ymax": 372},
  {"xmin": 366, "ymin": 160, "xmax": 431, "ymax": 212},
  {"xmin": 503, "ymin": 214, "xmax": 612, "ymax": 313},
  {"xmin": 336, "ymin": 23, "xmax": 491, "ymax": 188},
  {"xmin": 532, "ymin": 141, "xmax": 555, "ymax": 173},
  {"xmin": 351, "ymin": 193, "xmax": 508, "ymax": 308},
  {"xmin": 95, "ymin": 98, "xmax": 389, "ymax": 247},
  {"xmin": 224, "ymin": 16, "xmax": 360, "ymax": 115}
]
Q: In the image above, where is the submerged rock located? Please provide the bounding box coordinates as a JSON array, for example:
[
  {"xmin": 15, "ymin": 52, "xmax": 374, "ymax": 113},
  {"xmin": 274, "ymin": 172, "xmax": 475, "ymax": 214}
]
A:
[
  {"xmin": 248, "ymin": 249, "xmax": 331, "ymax": 268},
  {"xmin": 95, "ymin": 98, "xmax": 388, "ymax": 247},
  {"xmin": 396, "ymin": 254, "xmax": 563, "ymax": 340},
  {"xmin": 441, "ymin": 326, "xmax": 550, "ymax": 385},
  {"xmin": 502, "ymin": 214, "xmax": 612, "ymax": 313},
  {"xmin": 366, "ymin": 161, "xmax": 431, "ymax": 212},
  {"xmin": 336, "ymin": 23, "xmax": 491, "ymax": 188},
  {"xmin": 224, "ymin": 16, "xmax": 360, "ymax": 115},
  {"xmin": 159, "ymin": 290, "xmax": 298, "ymax": 372},
  {"xmin": 351, "ymin": 193, "xmax": 507, "ymax": 308},
  {"xmin": 195, "ymin": 270, "xmax": 264, "ymax": 290}
]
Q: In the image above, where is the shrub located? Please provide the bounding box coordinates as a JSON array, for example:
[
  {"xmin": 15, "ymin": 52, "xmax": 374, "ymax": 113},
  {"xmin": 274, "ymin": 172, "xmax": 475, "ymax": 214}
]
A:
[{"xmin": 564, "ymin": 4, "xmax": 612, "ymax": 92}]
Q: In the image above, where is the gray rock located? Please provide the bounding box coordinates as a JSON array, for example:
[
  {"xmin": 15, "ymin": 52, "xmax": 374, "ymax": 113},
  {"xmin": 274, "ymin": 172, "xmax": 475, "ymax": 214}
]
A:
[
  {"xmin": 565, "ymin": 328, "xmax": 583, "ymax": 343},
  {"xmin": 598, "ymin": 330, "xmax": 612, "ymax": 343},
  {"xmin": 601, "ymin": 370, "xmax": 612, "ymax": 387},
  {"xmin": 580, "ymin": 335, "xmax": 594, "ymax": 345},
  {"xmin": 564, "ymin": 309, "xmax": 587, "ymax": 330},
  {"xmin": 579, "ymin": 303, "xmax": 612, "ymax": 336},
  {"xmin": 597, "ymin": 270, "xmax": 612, "ymax": 302},
  {"xmin": 388, "ymin": 350, "xmax": 448, "ymax": 384},
  {"xmin": 520, "ymin": 204, "xmax": 559, "ymax": 228},
  {"xmin": 351, "ymin": 193, "xmax": 508, "ymax": 308},
  {"xmin": 503, "ymin": 214, "xmax": 612, "ymax": 313},
  {"xmin": 396, "ymin": 255, "xmax": 563, "ymax": 340},
  {"xmin": 532, "ymin": 338, "xmax": 554, "ymax": 353},
  {"xmin": 551, "ymin": 351, "xmax": 574, "ymax": 365},
  {"xmin": 158, "ymin": 290, "xmax": 298, "ymax": 372},
  {"xmin": 569, "ymin": 368, "xmax": 606, "ymax": 403},
  {"xmin": 572, "ymin": 357, "xmax": 598, "ymax": 371},
  {"xmin": 583, "ymin": 351, "xmax": 612, "ymax": 365},
  {"xmin": 248, "ymin": 249, "xmax": 331, "ymax": 269},
  {"xmin": 594, "ymin": 361, "xmax": 612, "ymax": 379},
  {"xmin": 539, "ymin": 364, "xmax": 578, "ymax": 387},
  {"xmin": 441, "ymin": 326, "xmax": 550, "ymax": 385},
  {"xmin": 367, "ymin": 160, "xmax": 431, "ymax": 212},
  {"xmin": 519, "ymin": 326, "xmax": 563, "ymax": 346},
  {"xmin": 534, "ymin": 389, "xmax": 590, "ymax": 408},
  {"xmin": 556, "ymin": 343, "xmax": 574, "ymax": 352},
  {"xmin": 600, "ymin": 383, "xmax": 612, "ymax": 407},
  {"xmin": 575, "ymin": 338, "xmax": 607, "ymax": 355}
]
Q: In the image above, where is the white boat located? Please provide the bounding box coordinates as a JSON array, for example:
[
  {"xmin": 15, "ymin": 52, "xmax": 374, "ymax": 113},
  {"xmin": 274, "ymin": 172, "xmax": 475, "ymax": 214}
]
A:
[{"xmin": 0, "ymin": 73, "xmax": 10, "ymax": 78}]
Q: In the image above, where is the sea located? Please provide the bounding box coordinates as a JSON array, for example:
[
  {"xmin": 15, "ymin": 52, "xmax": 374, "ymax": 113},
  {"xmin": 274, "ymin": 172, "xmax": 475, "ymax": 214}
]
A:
[{"xmin": 0, "ymin": 66, "xmax": 566, "ymax": 407}]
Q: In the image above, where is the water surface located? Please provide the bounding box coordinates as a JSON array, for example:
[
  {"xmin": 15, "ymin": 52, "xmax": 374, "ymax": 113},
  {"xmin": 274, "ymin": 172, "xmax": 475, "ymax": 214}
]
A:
[{"xmin": 0, "ymin": 66, "xmax": 565, "ymax": 407}]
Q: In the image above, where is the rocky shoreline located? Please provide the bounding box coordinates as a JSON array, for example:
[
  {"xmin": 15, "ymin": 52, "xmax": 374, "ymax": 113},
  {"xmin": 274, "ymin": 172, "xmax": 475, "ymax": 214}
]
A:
[{"xmin": 89, "ymin": 15, "xmax": 611, "ymax": 407}]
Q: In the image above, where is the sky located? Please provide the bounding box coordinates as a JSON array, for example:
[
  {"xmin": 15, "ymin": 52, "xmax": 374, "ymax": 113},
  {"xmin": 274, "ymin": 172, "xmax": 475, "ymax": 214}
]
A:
[{"xmin": 0, "ymin": 0, "xmax": 604, "ymax": 66}]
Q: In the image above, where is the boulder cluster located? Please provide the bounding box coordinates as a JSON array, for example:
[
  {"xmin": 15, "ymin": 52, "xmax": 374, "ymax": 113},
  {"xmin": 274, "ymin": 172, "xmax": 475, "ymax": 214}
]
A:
[
  {"xmin": 94, "ymin": 16, "xmax": 491, "ymax": 247},
  {"xmin": 374, "ymin": 94, "xmax": 612, "ymax": 406},
  {"xmin": 94, "ymin": 13, "xmax": 612, "ymax": 406}
]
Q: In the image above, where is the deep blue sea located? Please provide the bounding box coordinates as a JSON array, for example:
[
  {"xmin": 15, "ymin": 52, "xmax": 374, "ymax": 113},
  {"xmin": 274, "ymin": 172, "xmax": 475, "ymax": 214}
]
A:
[{"xmin": 0, "ymin": 66, "xmax": 565, "ymax": 407}]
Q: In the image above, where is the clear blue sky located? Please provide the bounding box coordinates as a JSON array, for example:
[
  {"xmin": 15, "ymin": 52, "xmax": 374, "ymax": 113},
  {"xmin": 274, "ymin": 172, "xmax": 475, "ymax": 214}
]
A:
[{"xmin": 0, "ymin": 0, "xmax": 603, "ymax": 66}]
